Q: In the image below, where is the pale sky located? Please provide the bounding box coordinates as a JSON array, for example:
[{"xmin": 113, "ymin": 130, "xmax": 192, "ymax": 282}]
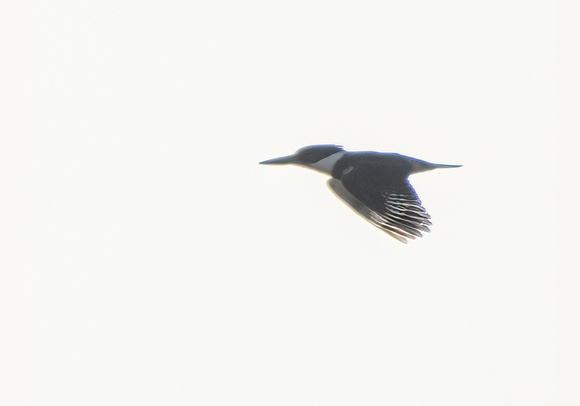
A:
[{"xmin": 1, "ymin": 1, "xmax": 579, "ymax": 405}]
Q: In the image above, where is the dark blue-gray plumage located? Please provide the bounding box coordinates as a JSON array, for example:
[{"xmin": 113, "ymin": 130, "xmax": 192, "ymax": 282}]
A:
[{"xmin": 260, "ymin": 145, "xmax": 460, "ymax": 243}]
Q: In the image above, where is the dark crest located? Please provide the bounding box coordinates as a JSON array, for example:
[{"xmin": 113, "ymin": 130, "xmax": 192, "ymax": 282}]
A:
[{"xmin": 295, "ymin": 145, "xmax": 344, "ymax": 164}]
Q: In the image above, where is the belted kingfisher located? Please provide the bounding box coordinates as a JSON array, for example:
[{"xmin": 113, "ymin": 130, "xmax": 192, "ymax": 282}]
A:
[{"xmin": 260, "ymin": 145, "xmax": 461, "ymax": 243}]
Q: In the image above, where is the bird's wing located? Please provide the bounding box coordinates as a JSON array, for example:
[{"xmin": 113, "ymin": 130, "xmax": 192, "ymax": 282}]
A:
[{"xmin": 327, "ymin": 168, "xmax": 432, "ymax": 243}]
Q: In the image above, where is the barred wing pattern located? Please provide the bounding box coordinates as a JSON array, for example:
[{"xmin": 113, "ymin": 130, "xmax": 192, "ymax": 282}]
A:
[{"xmin": 327, "ymin": 172, "xmax": 432, "ymax": 243}]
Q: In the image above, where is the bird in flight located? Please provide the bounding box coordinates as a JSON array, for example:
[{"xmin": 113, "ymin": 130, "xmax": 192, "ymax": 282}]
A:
[{"xmin": 260, "ymin": 145, "xmax": 461, "ymax": 243}]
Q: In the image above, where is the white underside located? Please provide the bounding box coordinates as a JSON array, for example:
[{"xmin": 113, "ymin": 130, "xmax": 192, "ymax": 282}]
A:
[{"xmin": 307, "ymin": 151, "xmax": 346, "ymax": 175}]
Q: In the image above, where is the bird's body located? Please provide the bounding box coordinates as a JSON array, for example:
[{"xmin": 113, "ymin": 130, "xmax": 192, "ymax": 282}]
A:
[{"xmin": 260, "ymin": 145, "xmax": 460, "ymax": 243}]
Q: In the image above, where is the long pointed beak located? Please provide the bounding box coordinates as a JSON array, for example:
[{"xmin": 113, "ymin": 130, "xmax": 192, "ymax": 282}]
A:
[{"xmin": 259, "ymin": 155, "xmax": 297, "ymax": 165}]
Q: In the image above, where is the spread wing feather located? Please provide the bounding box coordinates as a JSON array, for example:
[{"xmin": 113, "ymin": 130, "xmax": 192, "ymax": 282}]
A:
[{"xmin": 327, "ymin": 166, "xmax": 432, "ymax": 243}]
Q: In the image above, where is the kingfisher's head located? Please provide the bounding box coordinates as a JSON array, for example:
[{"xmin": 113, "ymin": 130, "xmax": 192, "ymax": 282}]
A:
[{"xmin": 260, "ymin": 145, "xmax": 345, "ymax": 175}]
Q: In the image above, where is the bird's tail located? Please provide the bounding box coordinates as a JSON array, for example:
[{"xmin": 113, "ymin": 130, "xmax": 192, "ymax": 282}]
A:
[
  {"xmin": 432, "ymin": 163, "xmax": 462, "ymax": 169},
  {"xmin": 411, "ymin": 159, "xmax": 462, "ymax": 173}
]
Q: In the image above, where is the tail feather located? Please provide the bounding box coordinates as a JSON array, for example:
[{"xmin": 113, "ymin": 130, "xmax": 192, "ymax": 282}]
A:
[
  {"xmin": 412, "ymin": 160, "xmax": 462, "ymax": 173},
  {"xmin": 432, "ymin": 163, "xmax": 462, "ymax": 169}
]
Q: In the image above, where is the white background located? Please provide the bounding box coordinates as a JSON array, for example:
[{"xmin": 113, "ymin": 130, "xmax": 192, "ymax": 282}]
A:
[{"xmin": 1, "ymin": 1, "xmax": 578, "ymax": 405}]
